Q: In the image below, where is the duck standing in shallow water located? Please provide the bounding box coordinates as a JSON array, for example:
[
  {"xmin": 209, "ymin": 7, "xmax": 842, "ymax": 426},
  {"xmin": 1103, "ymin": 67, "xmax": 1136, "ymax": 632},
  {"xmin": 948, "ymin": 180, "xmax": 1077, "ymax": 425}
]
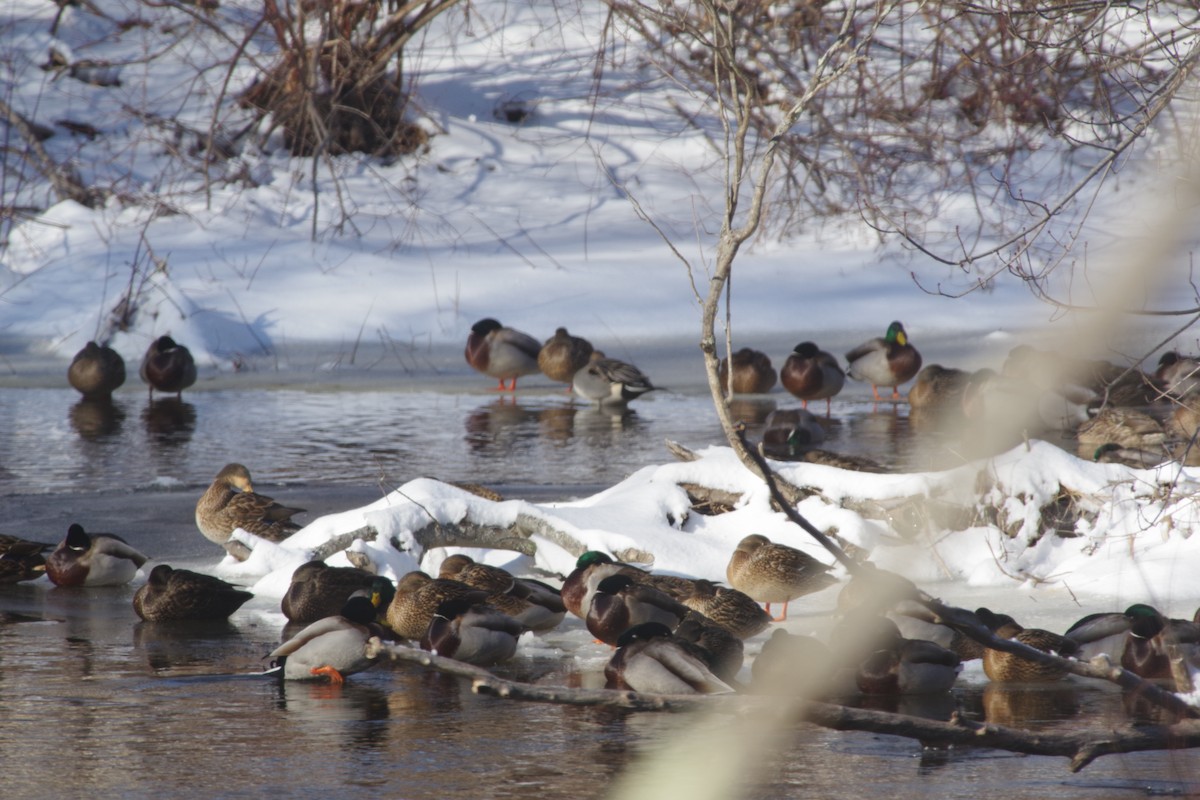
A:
[
  {"xmin": 572, "ymin": 352, "xmax": 657, "ymax": 406},
  {"xmin": 718, "ymin": 348, "xmax": 777, "ymax": 395},
  {"xmin": 780, "ymin": 342, "xmax": 844, "ymax": 414},
  {"xmin": 133, "ymin": 564, "xmax": 254, "ymax": 621},
  {"xmin": 140, "ymin": 336, "xmax": 197, "ymax": 399},
  {"xmin": 270, "ymin": 596, "xmax": 385, "ymax": 683},
  {"xmin": 195, "ymin": 463, "xmax": 305, "ymax": 553},
  {"xmin": 45, "ymin": 523, "xmax": 149, "ymax": 587},
  {"xmin": 726, "ymin": 534, "xmax": 837, "ymax": 621},
  {"xmin": 537, "ymin": 327, "xmax": 594, "ymax": 388},
  {"xmin": 465, "ymin": 318, "xmax": 542, "ymax": 391},
  {"xmin": 68, "ymin": 341, "xmax": 126, "ymax": 399},
  {"xmin": 845, "ymin": 321, "xmax": 922, "ymax": 402}
]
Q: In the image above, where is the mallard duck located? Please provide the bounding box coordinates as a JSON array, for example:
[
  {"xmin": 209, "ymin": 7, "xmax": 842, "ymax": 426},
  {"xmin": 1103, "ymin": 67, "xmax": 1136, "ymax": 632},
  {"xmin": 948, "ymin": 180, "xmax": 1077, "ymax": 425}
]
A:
[
  {"xmin": 673, "ymin": 610, "xmax": 744, "ymax": 683},
  {"xmin": 1065, "ymin": 604, "xmax": 1198, "ymax": 670},
  {"xmin": 133, "ymin": 564, "xmax": 254, "ymax": 621},
  {"xmin": 1090, "ymin": 443, "xmax": 1169, "ymax": 468},
  {"xmin": 465, "ymin": 318, "xmax": 542, "ymax": 391},
  {"xmin": 719, "ymin": 348, "xmax": 777, "ymax": 395},
  {"xmin": 572, "ymin": 352, "xmax": 657, "ymax": 406},
  {"xmin": 140, "ymin": 335, "xmax": 197, "ymax": 399},
  {"xmin": 750, "ymin": 629, "xmax": 834, "ymax": 696},
  {"xmin": 604, "ymin": 621, "xmax": 735, "ymax": 694},
  {"xmin": 1064, "ymin": 603, "xmax": 1155, "ymax": 662},
  {"xmin": 421, "ymin": 594, "xmax": 526, "ymax": 666},
  {"xmin": 855, "ymin": 617, "xmax": 961, "ymax": 695},
  {"xmin": 906, "ymin": 364, "xmax": 970, "ymax": 411},
  {"xmin": 586, "ymin": 573, "xmax": 690, "ymax": 646},
  {"xmin": 760, "ymin": 408, "xmax": 825, "ymax": 459},
  {"xmin": 385, "ymin": 571, "xmax": 478, "ymax": 641},
  {"xmin": 888, "ymin": 601, "xmax": 985, "ymax": 662},
  {"xmin": 438, "ymin": 554, "xmax": 565, "ymax": 632},
  {"xmin": 726, "ymin": 534, "xmax": 837, "ymax": 621},
  {"xmin": 780, "ymin": 342, "xmax": 844, "ymax": 414},
  {"xmin": 677, "ymin": 578, "xmax": 772, "ymax": 640},
  {"xmin": 1155, "ymin": 351, "xmax": 1200, "ymax": 400},
  {"xmin": 977, "ymin": 607, "xmax": 1078, "ymax": 683},
  {"xmin": 561, "ymin": 550, "xmax": 694, "ymax": 619},
  {"xmin": 0, "ymin": 534, "xmax": 53, "ymax": 584},
  {"xmin": 269, "ymin": 596, "xmax": 385, "ymax": 683},
  {"xmin": 537, "ymin": 327, "xmax": 594, "ymax": 386},
  {"xmin": 194, "ymin": 463, "xmax": 305, "ymax": 552},
  {"xmin": 281, "ymin": 561, "xmax": 384, "ymax": 624},
  {"xmin": 1005, "ymin": 345, "xmax": 1158, "ymax": 407},
  {"xmin": 845, "ymin": 321, "xmax": 922, "ymax": 401},
  {"xmin": 1077, "ymin": 407, "xmax": 1166, "ymax": 449},
  {"xmin": 67, "ymin": 341, "xmax": 126, "ymax": 399},
  {"xmin": 45, "ymin": 523, "xmax": 149, "ymax": 587}
]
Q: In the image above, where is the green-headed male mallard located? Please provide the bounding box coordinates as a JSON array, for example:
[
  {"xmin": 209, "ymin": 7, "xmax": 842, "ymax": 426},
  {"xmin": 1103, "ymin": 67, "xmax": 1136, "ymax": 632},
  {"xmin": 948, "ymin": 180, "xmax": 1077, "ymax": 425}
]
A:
[
  {"xmin": 465, "ymin": 318, "xmax": 542, "ymax": 391},
  {"xmin": 45, "ymin": 523, "xmax": 148, "ymax": 587},
  {"xmin": 780, "ymin": 342, "xmax": 844, "ymax": 414},
  {"xmin": 845, "ymin": 321, "xmax": 922, "ymax": 402},
  {"xmin": 421, "ymin": 594, "xmax": 526, "ymax": 666},
  {"xmin": 586, "ymin": 573, "xmax": 690, "ymax": 647},
  {"xmin": 195, "ymin": 463, "xmax": 305, "ymax": 553},
  {"xmin": 133, "ymin": 564, "xmax": 254, "ymax": 622},
  {"xmin": 572, "ymin": 352, "xmax": 657, "ymax": 406},
  {"xmin": 977, "ymin": 607, "xmax": 1078, "ymax": 683},
  {"xmin": 726, "ymin": 534, "xmax": 837, "ymax": 621},
  {"xmin": 68, "ymin": 341, "xmax": 126, "ymax": 399},
  {"xmin": 719, "ymin": 348, "xmax": 777, "ymax": 395},
  {"xmin": 604, "ymin": 621, "xmax": 735, "ymax": 694},
  {"xmin": 281, "ymin": 560, "xmax": 384, "ymax": 624},
  {"xmin": 760, "ymin": 408, "xmax": 825, "ymax": 459},
  {"xmin": 269, "ymin": 595, "xmax": 385, "ymax": 683},
  {"xmin": 855, "ymin": 616, "xmax": 961, "ymax": 695},
  {"xmin": 140, "ymin": 335, "xmax": 197, "ymax": 399},
  {"xmin": 537, "ymin": 327, "xmax": 594, "ymax": 387}
]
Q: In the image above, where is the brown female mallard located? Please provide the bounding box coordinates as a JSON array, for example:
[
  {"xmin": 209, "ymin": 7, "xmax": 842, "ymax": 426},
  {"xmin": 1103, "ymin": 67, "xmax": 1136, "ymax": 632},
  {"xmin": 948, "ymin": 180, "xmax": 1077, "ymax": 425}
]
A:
[
  {"xmin": 977, "ymin": 607, "xmax": 1078, "ymax": 683},
  {"xmin": 537, "ymin": 327, "xmax": 594, "ymax": 386},
  {"xmin": 677, "ymin": 578, "xmax": 771, "ymax": 640},
  {"xmin": 133, "ymin": 564, "xmax": 253, "ymax": 621},
  {"xmin": 0, "ymin": 534, "xmax": 54, "ymax": 584},
  {"xmin": 726, "ymin": 534, "xmax": 837, "ymax": 621},
  {"xmin": 719, "ymin": 348, "xmax": 777, "ymax": 395},
  {"xmin": 68, "ymin": 341, "xmax": 126, "ymax": 399},
  {"xmin": 195, "ymin": 463, "xmax": 305, "ymax": 552},
  {"xmin": 281, "ymin": 561, "xmax": 387, "ymax": 624},
  {"xmin": 384, "ymin": 571, "xmax": 478, "ymax": 641}
]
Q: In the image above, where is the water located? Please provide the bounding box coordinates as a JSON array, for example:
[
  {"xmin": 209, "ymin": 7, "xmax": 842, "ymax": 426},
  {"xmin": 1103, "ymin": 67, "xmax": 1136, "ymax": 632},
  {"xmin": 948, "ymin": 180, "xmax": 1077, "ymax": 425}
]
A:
[{"xmin": 0, "ymin": 374, "xmax": 1194, "ymax": 799}]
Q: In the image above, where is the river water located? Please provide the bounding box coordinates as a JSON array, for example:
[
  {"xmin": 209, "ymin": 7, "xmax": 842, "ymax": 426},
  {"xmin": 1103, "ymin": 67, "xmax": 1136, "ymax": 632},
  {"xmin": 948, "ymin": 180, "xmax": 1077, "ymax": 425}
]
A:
[{"xmin": 0, "ymin": 341, "xmax": 1196, "ymax": 798}]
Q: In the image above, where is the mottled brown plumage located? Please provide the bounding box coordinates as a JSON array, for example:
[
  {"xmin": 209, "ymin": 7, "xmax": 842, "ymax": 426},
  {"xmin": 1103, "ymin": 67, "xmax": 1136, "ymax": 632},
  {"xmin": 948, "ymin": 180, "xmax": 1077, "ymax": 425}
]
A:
[
  {"xmin": 978, "ymin": 608, "xmax": 1078, "ymax": 683},
  {"xmin": 537, "ymin": 327, "xmax": 594, "ymax": 385},
  {"xmin": 726, "ymin": 534, "xmax": 837, "ymax": 621},
  {"xmin": 677, "ymin": 578, "xmax": 772, "ymax": 639},
  {"xmin": 133, "ymin": 564, "xmax": 253, "ymax": 621},
  {"xmin": 281, "ymin": 561, "xmax": 381, "ymax": 624},
  {"xmin": 194, "ymin": 463, "xmax": 305, "ymax": 550},
  {"xmin": 385, "ymin": 571, "xmax": 478, "ymax": 641},
  {"xmin": 718, "ymin": 348, "xmax": 777, "ymax": 395},
  {"xmin": 68, "ymin": 341, "xmax": 126, "ymax": 399}
]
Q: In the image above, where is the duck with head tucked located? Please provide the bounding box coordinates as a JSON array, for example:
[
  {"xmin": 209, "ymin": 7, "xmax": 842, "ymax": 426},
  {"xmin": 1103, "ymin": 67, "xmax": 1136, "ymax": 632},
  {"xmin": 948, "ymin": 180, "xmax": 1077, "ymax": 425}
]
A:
[
  {"xmin": 133, "ymin": 564, "xmax": 254, "ymax": 622},
  {"xmin": 718, "ymin": 348, "xmax": 777, "ymax": 395},
  {"xmin": 195, "ymin": 463, "xmax": 305, "ymax": 556},
  {"xmin": 726, "ymin": 534, "xmax": 837, "ymax": 621},
  {"xmin": 421, "ymin": 594, "xmax": 526, "ymax": 666},
  {"xmin": 604, "ymin": 622, "xmax": 735, "ymax": 694},
  {"xmin": 0, "ymin": 534, "xmax": 54, "ymax": 584},
  {"xmin": 845, "ymin": 321, "xmax": 922, "ymax": 402},
  {"xmin": 854, "ymin": 616, "xmax": 962, "ymax": 695},
  {"xmin": 677, "ymin": 578, "xmax": 772, "ymax": 640},
  {"xmin": 586, "ymin": 574, "xmax": 691, "ymax": 647},
  {"xmin": 45, "ymin": 523, "xmax": 149, "ymax": 587},
  {"xmin": 269, "ymin": 595, "xmax": 386, "ymax": 683},
  {"xmin": 537, "ymin": 327, "xmax": 594, "ymax": 388},
  {"xmin": 385, "ymin": 571, "xmax": 479, "ymax": 641},
  {"xmin": 780, "ymin": 342, "xmax": 844, "ymax": 415},
  {"xmin": 438, "ymin": 554, "xmax": 565, "ymax": 632},
  {"xmin": 977, "ymin": 607, "xmax": 1079, "ymax": 683},
  {"xmin": 572, "ymin": 352, "xmax": 657, "ymax": 406},
  {"xmin": 465, "ymin": 318, "xmax": 542, "ymax": 391},
  {"xmin": 140, "ymin": 335, "xmax": 197, "ymax": 399},
  {"xmin": 281, "ymin": 561, "xmax": 387, "ymax": 625},
  {"xmin": 68, "ymin": 341, "xmax": 126, "ymax": 399}
]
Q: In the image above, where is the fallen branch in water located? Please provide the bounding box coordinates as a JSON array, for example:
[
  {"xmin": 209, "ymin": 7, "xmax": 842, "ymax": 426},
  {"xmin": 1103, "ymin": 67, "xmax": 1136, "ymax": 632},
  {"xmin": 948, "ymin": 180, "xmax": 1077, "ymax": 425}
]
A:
[{"xmin": 366, "ymin": 638, "xmax": 1200, "ymax": 772}]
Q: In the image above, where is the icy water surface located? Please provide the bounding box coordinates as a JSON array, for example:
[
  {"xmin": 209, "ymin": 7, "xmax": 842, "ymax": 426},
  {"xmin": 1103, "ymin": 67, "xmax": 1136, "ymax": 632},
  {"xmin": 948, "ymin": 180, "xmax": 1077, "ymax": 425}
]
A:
[{"xmin": 0, "ymin": 378, "xmax": 1193, "ymax": 799}]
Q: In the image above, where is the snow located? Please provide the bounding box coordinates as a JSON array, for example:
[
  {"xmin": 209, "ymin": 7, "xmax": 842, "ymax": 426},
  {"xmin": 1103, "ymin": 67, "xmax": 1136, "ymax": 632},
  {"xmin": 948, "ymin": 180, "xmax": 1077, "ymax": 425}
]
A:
[{"xmin": 4, "ymin": 0, "xmax": 1200, "ymax": 682}]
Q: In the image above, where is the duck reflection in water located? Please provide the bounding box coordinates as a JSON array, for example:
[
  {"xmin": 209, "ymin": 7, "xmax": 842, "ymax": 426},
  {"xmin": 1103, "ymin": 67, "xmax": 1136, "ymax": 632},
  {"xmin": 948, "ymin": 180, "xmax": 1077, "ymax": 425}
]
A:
[
  {"xmin": 463, "ymin": 397, "xmax": 539, "ymax": 452},
  {"xmin": 980, "ymin": 682, "xmax": 1081, "ymax": 730},
  {"xmin": 133, "ymin": 618, "xmax": 244, "ymax": 675},
  {"xmin": 142, "ymin": 397, "xmax": 197, "ymax": 446},
  {"xmin": 68, "ymin": 397, "xmax": 126, "ymax": 440}
]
